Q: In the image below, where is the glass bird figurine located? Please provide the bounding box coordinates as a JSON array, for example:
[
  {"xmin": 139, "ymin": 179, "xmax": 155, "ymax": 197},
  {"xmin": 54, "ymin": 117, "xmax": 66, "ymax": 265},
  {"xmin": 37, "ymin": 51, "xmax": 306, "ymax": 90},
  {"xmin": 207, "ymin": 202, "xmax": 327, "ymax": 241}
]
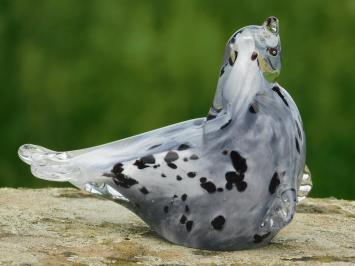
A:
[{"xmin": 19, "ymin": 17, "xmax": 312, "ymax": 251}]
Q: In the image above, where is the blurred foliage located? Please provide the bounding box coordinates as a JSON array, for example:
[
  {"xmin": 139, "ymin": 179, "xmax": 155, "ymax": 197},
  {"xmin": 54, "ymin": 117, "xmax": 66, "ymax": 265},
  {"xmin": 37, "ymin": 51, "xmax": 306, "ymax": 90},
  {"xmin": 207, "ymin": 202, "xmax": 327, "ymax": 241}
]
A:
[{"xmin": 0, "ymin": 0, "xmax": 354, "ymax": 199}]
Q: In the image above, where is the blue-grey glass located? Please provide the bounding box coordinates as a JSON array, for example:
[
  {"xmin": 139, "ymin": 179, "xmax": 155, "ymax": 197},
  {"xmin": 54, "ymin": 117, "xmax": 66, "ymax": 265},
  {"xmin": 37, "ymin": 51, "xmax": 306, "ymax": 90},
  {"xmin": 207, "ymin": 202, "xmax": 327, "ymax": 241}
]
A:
[{"xmin": 18, "ymin": 17, "xmax": 312, "ymax": 251}]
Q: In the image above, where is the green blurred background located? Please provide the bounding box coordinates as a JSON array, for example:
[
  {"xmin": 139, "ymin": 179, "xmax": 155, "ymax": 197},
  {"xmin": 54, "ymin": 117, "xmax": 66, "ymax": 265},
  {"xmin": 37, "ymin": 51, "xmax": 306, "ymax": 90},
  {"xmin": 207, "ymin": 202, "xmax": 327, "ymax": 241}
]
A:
[{"xmin": 0, "ymin": 0, "xmax": 354, "ymax": 199}]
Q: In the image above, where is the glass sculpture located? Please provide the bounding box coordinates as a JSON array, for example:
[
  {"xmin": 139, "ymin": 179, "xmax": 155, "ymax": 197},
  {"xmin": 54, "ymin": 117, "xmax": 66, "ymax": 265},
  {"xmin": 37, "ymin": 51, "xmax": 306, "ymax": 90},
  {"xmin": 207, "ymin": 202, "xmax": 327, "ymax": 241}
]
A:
[{"xmin": 19, "ymin": 16, "xmax": 312, "ymax": 250}]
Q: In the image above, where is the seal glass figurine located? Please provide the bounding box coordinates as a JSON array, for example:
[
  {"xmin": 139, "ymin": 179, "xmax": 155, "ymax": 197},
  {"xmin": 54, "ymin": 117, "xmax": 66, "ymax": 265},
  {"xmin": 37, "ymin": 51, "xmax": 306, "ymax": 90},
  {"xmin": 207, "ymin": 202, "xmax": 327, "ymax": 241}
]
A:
[{"xmin": 19, "ymin": 17, "xmax": 312, "ymax": 251}]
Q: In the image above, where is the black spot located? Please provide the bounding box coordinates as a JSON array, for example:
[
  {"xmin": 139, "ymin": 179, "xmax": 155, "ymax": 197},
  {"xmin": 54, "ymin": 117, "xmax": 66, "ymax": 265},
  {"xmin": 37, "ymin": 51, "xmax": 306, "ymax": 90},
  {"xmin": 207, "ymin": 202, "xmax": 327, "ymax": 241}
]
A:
[
  {"xmin": 217, "ymin": 187, "xmax": 224, "ymax": 192},
  {"xmin": 161, "ymin": 173, "xmax": 166, "ymax": 178},
  {"xmin": 225, "ymin": 182, "xmax": 233, "ymax": 190},
  {"xmin": 181, "ymin": 194, "xmax": 187, "ymax": 201},
  {"xmin": 112, "ymin": 163, "xmax": 124, "ymax": 174},
  {"xmin": 187, "ymin": 172, "xmax": 196, "ymax": 178},
  {"xmin": 253, "ymin": 232, "xmax": 271, "ymax": 243},
  {"xmin": 272, "ymin": 86, "xmax": 289, "ymax": 107},
  {"xmin": 220, "ymin": 66, "xmax": 225, "ymax": 77},
  {"xmin": 112, "ymin": 174, "xmax": 138, "ymax": 189},
  {"xmin": 153, "ymin": 164, "xmax": 160, "ymax": 169},
  {"xmin": 190, "ymin": 154, "xmax": 199, "ymax": 160},
  {"xmin": 295, "ymin": 121, "xmax": 302, "ymax": 140},
  {"xmin": 186, "ymin": 221, "xmax": 193, "ymax": 232},
  {"xmin": 211, "ymin": 215, "xmax": 225, "ymax": 230},
  {"xmin": 164, "ymin": 151, "xmax": 179, "ymax": 163},
  {"xmin": 220, "ymin": 119, "xmax": 232, "ymax": 130},
  {"xmin": 201, "ymin": 181, "xmax": 217, "ymax": 193},
  {"xmin": 222, "ymin": 150, "xmax": 228, "ymax": 155},
  {"xmin": 140, "ymin": 155, "xmax": 155, "ymax": 164},
  {"xmin": 140, "ymin": 187, "xmax": 149, "ymax": 195},
  {"xmin": 234, "ymin": 29, "xmax": 243, "ymax": 36},
  {"xmin": 183, "ymin": 157, "xmax": 188, "ymax": 162},
  {"xmin": 249, "ymin": 104, "xmax": 258, "ymax": 113},
  {"xmin": 225, "ymin": 171, "xmax": 243, "ymax": 184},
  {"xmin": 176, "ymin": 175, "xmax": 183, "ymax": 181},
  {"xmin": 225, "ymin": 171, "xmax": 247, "ymax": 192},
  {"xmin": 180, "ymin": 215, "xmax": 187, "ymax": 224},
  {"xmin": 167, "ymin": 163, "xmax": 177, "ymax": 169},
  {"xmin": 207, "ymin": 114, "xmax": 216, "ymax": 121},
  {"xmin": 173, "ymin": 194, "xmax": 178, "ymax": 198},
  {"xmin": 133, "ymin": 159, "xmax": 150, "ymax": 169},
  {"xmin": 236, "ymin": 181, "xmax": 248, "ymax": 192},
  {"xmin": 200, "ymin": 177, "xmax": 207, "ymax": 183},
  {"xmin": 230, "ymin": 36, "xmax": 236, "ymax": 43},
  {"xmin": 185, "ymin": 205, "xmax": 190, "ymax": 212},
  {"xmin": 163, "ymin": 206, "xmax": 169, "ymax": 213},
  {"xmin": 148, "ymin": 144, "xmax": 161, "ymax": 150},
  {"xmin": 269, "ymin": 172, "xmax": 280, "ymax": 194},
  {"xmin": 133, "ymin": 155, "xmax": 156, "ymax": 169},
  {"xmin": 251, "ymin": 52, "xmax": 258, "ymax": 61},
  {"xmin": 178, "ymin": 144, "xmax": 190, "ymax": 151},
  {"xmin": 249, "ymin": 105, "xmax": 256, "ymax": 113},
  {"xmin": 230, "ymin": 151, "xmax": 247, "ymax": 174},
  {"xmin": 295, "ymin": 138, "xmax": 300, "ymax": 154}
]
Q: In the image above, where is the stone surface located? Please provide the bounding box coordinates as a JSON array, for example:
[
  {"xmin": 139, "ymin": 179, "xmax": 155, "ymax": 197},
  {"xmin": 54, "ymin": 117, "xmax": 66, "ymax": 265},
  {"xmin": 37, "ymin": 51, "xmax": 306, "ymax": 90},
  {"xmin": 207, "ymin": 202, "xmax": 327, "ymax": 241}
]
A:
[{"xmin": 0, "ymin": 188, "xmax": 354, "ymax": 265}]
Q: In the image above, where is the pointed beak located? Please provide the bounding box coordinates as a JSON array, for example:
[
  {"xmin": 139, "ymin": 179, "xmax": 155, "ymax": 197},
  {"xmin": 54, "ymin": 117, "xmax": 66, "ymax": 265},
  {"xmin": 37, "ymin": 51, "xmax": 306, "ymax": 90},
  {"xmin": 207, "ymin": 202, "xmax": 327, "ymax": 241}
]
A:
[{"xmin": 263, "ymin": 16, "xmax": 279, "ymax": 34}]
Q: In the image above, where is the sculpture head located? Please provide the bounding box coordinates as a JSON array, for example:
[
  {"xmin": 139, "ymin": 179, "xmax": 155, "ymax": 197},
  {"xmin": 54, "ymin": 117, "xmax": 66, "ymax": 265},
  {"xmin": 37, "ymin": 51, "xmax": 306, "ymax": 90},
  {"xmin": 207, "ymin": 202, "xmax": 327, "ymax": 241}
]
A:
[
  {"xmin": 224, "ymin": 16, "xmax": 281, "ymax": 83},
  {"xmin": 209, "ymin": 16, "xmax": 282, "ymax": 117}
]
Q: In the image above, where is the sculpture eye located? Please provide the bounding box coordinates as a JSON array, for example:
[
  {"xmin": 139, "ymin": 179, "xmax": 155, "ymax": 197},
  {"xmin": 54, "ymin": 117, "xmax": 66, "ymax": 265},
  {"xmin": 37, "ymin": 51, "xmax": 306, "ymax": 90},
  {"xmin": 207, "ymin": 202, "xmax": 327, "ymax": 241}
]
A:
[{"xmin": 268, "ymin": 47, "xmax": 278, "ymax": 56}]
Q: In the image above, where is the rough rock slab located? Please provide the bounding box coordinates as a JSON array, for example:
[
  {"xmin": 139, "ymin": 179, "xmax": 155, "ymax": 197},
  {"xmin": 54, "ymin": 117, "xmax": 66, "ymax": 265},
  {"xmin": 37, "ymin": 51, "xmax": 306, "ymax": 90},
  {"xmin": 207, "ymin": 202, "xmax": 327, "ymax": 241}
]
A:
[{"xmin": 0, "ymin": 188, "xmax": 354, "ymax": 265}]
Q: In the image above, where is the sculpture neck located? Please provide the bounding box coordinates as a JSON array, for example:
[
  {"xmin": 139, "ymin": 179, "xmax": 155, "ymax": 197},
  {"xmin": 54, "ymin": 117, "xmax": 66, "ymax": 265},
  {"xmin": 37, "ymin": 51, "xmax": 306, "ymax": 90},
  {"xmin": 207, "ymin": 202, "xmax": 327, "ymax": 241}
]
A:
[
  {"xmin": 227, "ymin": 51, "xmax": 268, "ymax": 118},
  {"xmin": 203, "ymin": 48, "xmax": 271, "ymax": 139},
  {"xmin": 209, "ymin": 36, "xmax": 272, "ymax": 121}
]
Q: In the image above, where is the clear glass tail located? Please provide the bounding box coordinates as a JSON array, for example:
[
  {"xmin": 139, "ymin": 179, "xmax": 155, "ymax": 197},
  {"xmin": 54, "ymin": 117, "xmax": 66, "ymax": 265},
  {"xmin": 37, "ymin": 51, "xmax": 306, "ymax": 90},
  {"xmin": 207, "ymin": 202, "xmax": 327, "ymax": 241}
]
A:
[{"xmin": 18, "ymin": 144, "xmax": 81, "ymax": 182}]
